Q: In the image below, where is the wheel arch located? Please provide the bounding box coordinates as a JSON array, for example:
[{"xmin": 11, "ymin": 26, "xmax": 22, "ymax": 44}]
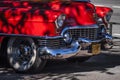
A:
[{"xmin": 0, "ymin": 37, "xmax": 10, "ymax": 54}]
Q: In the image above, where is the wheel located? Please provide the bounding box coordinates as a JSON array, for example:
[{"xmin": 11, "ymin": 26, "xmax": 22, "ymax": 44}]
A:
[
  {"xmin": 67, "ymin": 56, "xmax": 91, "ymax": 63},
  {"xmin": 7, "ymin": 37, "xmax": 46, "ymax": 73}
]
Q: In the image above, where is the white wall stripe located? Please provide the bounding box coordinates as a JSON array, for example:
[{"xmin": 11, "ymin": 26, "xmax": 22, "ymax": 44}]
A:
[
  {"xmin": 95, "ymin": 4, "xmax": 120, "ymax": 9},
  {"xmin": 113, "ymin": 33, "xmax": 120, "ymax": 37},
  {"xmin": 95, "ymin": 4, "xmax": 105, "ymax": 6},
  {"xmin": 112, "ymin": 6, "xmax": 120, "ymax": 9}
]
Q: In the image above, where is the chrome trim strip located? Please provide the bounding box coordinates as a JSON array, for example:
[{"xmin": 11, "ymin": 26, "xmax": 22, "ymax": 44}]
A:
[
  {"xmin": 61, "ymin": 24, "xmax": 99, "ymax": 36},
  {"xmin": 0, "ymin": 33, "xmax": 63, "ymax": 39}
]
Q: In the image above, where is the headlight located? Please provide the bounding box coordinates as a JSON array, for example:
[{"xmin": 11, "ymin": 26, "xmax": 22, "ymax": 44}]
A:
[
  {"xmin": 97, "ymin": 17, "xmax": 103, "ymax": 24},
  {"xmin": 63, "ymin": 32, "xmax": 72, "ymax": 44},
  {"xmin": 55, "ymin": 14, "xmax": 66, "ymax": 29}
]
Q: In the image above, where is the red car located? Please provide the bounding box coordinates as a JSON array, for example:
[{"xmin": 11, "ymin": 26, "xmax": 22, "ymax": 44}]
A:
[{"xmin": 0, "ymin": 0, "xmax": 113, "ymax": 73}]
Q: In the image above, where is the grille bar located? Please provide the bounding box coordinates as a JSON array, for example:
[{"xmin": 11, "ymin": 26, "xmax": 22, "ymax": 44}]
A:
[{"xmin": 38, "ymin": 38, "xmax": 67, "ymax": 49}]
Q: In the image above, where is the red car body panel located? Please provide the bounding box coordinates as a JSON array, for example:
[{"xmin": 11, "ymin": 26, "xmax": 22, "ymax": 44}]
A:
[
  {"xmin": 0, "ymin": 0, "xmax": 113, "ymax": 44},
  {"xmin": 0, "ymin": 1, "xmax": 63, "ymax": 37},
  {"xmin": 96, "ymin": 6, "xmax": 112, "ymax": 18},
  {"xmin": 50, "ymin": 1, "xmax": 96, "ymax": 26},
  {"xmin": 95, "ymin": 6, "xmax": 113, "ymax": 27}
]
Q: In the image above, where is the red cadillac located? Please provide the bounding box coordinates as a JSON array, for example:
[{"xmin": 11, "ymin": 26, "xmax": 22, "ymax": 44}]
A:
[{"xmin": 0, "ymin": 0, "xmax": 113, "ymax": 73}]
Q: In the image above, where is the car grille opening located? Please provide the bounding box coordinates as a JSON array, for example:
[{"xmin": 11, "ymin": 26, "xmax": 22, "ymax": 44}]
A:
[
  {"xmin": 67, "ymin": 28, "xmax": 98, "ymax": 40},
  {"xmin": 38, "ymin": 38, "xmax": 68, "ymax": 49}
]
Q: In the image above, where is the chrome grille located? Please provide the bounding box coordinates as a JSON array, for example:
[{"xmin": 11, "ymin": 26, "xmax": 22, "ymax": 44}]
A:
[
  {"xmin": 68, "ymin": 28, "xmax": 98, "ymax": 40},
  {"xmin": 38, "ymin": 38, "xmax": 67, "ymax": 49}
]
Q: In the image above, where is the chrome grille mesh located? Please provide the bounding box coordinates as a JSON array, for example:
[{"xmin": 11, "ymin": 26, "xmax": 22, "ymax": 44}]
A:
[
  {"xmin": 67, "ymin": 28, "xmax": 98, "ymax": 40},
  {"xmin": 38, "ymin": 38, "xmax": 67, "ymax": 49}
]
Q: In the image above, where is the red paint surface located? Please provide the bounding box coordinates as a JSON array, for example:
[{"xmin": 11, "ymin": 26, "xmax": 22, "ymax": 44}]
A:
[
  {"xmin": 0, "ymin": 0, "xmax": 112, "ymax": 42},
  {"xmin": 96, "ymin": 6, "xmax": 112, "ymax": 18},
  {"xmin": 50, "ymin": 1, "xmax": 97, "ymax": 26},
  {"xmin": 0, "ymin": 1, "xmax": 62, "ymax": 37}
]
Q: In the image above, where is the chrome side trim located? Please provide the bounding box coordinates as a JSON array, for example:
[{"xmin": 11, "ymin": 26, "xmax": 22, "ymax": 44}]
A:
[{"xmin": 0, "ymin": 33, "xmax": 63, "ymax": 39}]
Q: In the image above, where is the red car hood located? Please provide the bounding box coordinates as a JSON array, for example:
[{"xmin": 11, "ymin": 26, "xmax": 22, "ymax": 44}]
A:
[
  {"xmin": 0, "ymin": 1, "xmax": 62, "ymax": 23},
  {"xmin": 50, "ymin": 1, "xmax": 97, "ymax": 26}
]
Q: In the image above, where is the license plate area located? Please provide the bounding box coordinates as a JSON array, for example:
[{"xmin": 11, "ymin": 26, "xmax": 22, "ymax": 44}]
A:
[{"xmin": 92, "ymin": 43, "xmax": 101, "ymax": 55}]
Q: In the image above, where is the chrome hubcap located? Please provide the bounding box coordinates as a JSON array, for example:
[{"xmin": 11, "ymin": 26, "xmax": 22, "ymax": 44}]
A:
[
  {"xmin": 8, "ymin": 38, "xmax": 36, "ymax": 71},
  {"xmin": 17, "ymin": 45, "xmax": 32, "ymax": 64}
]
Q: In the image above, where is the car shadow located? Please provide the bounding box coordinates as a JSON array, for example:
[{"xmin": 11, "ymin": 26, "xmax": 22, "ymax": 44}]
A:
[
  {"xmin": 43, "ymin": 52, "xmax": 120, "ymax": 74},
  {"xmin": 0, "ymin": 50, "xmax": 120, "ymax": 80}
]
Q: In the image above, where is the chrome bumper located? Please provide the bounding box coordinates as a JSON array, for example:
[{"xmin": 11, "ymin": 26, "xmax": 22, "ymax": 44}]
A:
[
  {"xmin": 39, "ymin": 38, "xmax": 102, "ymax": 59},
  {"xmin": 39, "ymin": 41, "xmax": 80, "ymax": 57},
  {"xmin": 78, "ymin": 38, "xmax": 102, "ymax": 48}
]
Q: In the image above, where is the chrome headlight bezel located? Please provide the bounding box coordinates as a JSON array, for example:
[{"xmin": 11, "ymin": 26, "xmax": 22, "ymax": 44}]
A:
[
  {"xmin": 97, "ymin": 17, "xmax": 104, "ymax": 24},
  {"xmin": 63, "ymin": 32, "xmax": 72, "ymax": 44},
  {"xmin": 55, "ymin": 14, "xmax": 66, "ymax": 29}
]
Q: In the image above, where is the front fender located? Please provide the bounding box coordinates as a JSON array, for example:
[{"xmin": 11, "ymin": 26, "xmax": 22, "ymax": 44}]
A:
[
  {"xmin": 95, "ymin": 6, "xmax": 113, "ymax": 27},
  {"xmin": 95, "ymin": 6, "xmax": 113, "ymax": 18}
]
